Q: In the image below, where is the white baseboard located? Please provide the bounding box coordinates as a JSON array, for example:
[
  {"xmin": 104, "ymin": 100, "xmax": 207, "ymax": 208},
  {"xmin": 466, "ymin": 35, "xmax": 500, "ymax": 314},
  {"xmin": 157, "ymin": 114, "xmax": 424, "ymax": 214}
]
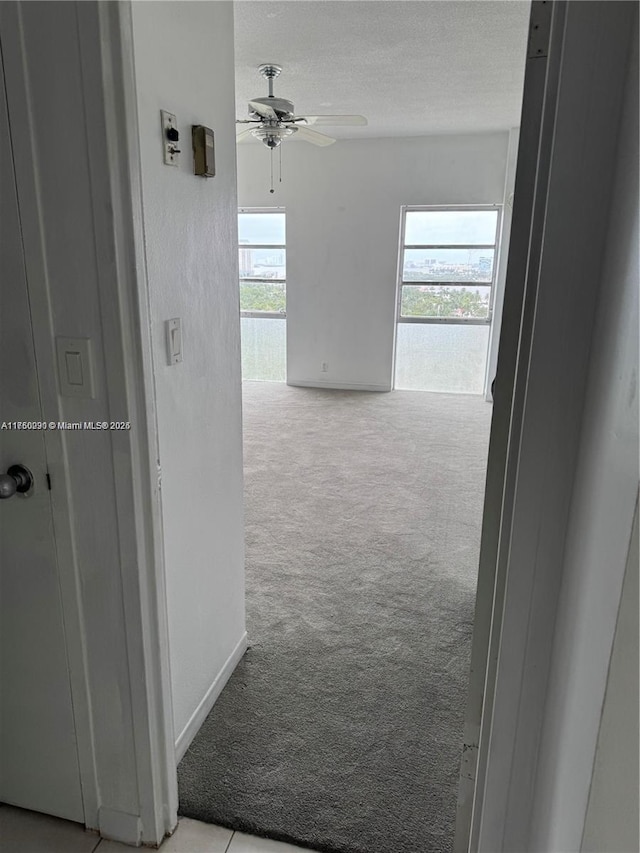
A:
[
  {"xmin": 98, "ymin": 807, "xmax": 142, "ymax": 846},
  {"xmin": 287, "ymin": 379, "xmax": 391, "ymax": 392},
  {"xmin": 174, "ymin": 631, "xmax": 248, "ymax": 763}
]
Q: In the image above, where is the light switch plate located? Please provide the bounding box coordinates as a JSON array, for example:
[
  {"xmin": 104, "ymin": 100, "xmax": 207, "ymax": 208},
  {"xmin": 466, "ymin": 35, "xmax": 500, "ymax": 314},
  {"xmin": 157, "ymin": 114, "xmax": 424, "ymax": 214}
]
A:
[
  {"xmin": 161, "ymin": 110, "xmax": 179, "ymax": 166},
  {"xmin": 165, "ymin": 318, "xmax": 183, "ymax": 365},
  {"xmin": 56, "ymin": 337, "xmax": 95, "ymax": 398}
]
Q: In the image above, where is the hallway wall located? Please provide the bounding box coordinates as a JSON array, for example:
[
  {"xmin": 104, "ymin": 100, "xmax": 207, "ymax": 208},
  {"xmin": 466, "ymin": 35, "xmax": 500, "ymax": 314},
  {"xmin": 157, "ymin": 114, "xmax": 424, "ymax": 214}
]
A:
[
  {"xmin": 131, "ymin": 1, "xmax": 246, "ymax": 750},
  {"xmin": 237, "ymin": 132, "xmax": 510, "ymax": 391}
]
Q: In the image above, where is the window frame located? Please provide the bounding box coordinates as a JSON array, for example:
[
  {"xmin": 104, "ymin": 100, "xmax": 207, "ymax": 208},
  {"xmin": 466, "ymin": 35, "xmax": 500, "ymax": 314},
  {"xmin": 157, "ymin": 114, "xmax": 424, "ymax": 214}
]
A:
[
  {"xmin": 396, "ymin": 204, "xmax": 502, "ymax": 327},
  {"xmin": 238, "ymin": 206, "xmax": 287, "ymax": 320}
]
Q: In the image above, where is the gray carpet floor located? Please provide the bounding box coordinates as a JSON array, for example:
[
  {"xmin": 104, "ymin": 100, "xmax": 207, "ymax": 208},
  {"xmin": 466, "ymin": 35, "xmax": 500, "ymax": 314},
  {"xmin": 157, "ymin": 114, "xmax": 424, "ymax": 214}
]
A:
[{"xmin": 178, "ymin": 382, "xmax": 492, "ymax": 853}]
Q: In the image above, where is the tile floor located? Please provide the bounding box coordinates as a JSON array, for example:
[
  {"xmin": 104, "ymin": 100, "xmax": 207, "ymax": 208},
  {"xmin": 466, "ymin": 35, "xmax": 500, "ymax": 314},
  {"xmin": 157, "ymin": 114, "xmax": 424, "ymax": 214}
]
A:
[{"xmin": 0, "ymin": 805, "xmax": 316, "ymax": 853}]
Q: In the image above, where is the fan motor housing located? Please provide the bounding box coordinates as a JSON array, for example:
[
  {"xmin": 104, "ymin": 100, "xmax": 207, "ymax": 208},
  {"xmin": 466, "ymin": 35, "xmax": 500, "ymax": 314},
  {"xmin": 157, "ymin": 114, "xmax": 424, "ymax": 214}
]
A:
[{"xmin": 249, "ymin": 96, "xmax": 295, "ymax": 120}]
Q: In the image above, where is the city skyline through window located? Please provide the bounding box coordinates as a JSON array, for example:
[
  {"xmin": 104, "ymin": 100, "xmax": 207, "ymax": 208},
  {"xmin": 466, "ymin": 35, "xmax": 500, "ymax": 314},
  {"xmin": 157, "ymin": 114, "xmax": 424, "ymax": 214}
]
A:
[
  {"xmin": 395, "ymin": 207, "xmax": 500, "ymax": 394},
  {"xmin": 238, "ymin": 209, "xmax": 286, "ymax": 382}
]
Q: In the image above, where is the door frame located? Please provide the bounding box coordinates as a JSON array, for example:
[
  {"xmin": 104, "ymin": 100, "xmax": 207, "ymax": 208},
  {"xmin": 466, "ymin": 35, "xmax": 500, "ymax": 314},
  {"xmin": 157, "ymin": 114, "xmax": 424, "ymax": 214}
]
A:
[
  {"xmin": 454, "ymin": 1, "xmax": 637, "ymax": 849},
  {"xmin": 90, "ymin": 5, "xmax": 179, "ymax": 842}
]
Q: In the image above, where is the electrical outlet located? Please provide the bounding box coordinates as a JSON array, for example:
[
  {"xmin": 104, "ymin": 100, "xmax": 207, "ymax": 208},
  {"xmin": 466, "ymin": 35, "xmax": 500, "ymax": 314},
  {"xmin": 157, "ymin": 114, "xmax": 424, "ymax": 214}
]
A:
[
  {"xmin": 161, "ymin": 110, "xmax": 180, "ymax": 166},
  {"xmin": 321, "ymin": 362, "xmax": 329, "ymax": 373}
]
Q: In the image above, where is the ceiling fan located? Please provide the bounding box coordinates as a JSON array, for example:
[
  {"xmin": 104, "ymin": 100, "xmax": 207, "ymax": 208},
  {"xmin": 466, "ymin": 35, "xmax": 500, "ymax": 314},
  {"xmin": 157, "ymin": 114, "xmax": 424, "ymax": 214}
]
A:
[{"xmin": 236, "ymin": 64, "xmax": 368, "ymax": 149}]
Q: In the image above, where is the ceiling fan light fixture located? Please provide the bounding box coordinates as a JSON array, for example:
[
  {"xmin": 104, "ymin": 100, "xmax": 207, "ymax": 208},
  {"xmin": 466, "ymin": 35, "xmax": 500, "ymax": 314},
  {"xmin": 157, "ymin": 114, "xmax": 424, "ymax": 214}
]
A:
[{"xmin": 251, "ymin": 124, "xmax": 298, "ymax": 149}]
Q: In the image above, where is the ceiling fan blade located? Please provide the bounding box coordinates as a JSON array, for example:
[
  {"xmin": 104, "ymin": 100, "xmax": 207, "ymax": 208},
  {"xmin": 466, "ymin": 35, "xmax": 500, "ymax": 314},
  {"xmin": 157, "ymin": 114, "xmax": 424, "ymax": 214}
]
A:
[
  {"xmin": 236, "ymin": 127, "xmax": 256, "ymax": 142},
  {"xmin": 248, "ymin": 100, "xmax": 279, "ymax": 120},
  {"xmin": 293, "ymin": 125, "xmax": 336, "ymax": 147},
  {"xmin": 297, "ymin": 115, "xmax": 368, "ymax": 127}
]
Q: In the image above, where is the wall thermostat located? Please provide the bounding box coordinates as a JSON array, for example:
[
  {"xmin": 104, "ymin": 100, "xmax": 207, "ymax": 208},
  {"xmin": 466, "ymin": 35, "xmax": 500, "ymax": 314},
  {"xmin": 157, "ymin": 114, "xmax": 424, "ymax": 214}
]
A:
[{"xmin": 192, "ymin": 125, "xmax": 215, "ymax": 177}]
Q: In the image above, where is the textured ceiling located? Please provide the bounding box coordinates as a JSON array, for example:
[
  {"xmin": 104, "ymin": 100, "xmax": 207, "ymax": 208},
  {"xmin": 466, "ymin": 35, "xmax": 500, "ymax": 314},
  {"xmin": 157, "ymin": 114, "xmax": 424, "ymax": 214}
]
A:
[{"xmin": 234, "ymin": 1, "xmax": 531, "ymax": 139}]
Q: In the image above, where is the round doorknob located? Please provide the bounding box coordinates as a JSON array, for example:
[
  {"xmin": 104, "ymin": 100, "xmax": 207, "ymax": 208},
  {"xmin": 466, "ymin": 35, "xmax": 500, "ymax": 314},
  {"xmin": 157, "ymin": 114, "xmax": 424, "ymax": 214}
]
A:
[{"xmin": 0, "ymin": 464, "xmax": 34, "ymax": 499}]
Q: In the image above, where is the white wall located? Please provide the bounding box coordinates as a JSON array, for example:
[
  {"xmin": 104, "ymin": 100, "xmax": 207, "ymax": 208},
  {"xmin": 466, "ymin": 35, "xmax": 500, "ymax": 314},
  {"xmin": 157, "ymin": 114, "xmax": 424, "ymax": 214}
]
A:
[
  {"xmin": 529, "ymin": 16, "xmax": 639, "ymax": 848},
  {"xmin": 237, "ymin": 133, "xmax": 509, "ymax": 390},
  {"xmin": 131, "ymin": 1, "xmax": 246, "ymax": 748},
  {"xmin": 582, "ymin": 503, "xmax": 639, "ymax": 852}
]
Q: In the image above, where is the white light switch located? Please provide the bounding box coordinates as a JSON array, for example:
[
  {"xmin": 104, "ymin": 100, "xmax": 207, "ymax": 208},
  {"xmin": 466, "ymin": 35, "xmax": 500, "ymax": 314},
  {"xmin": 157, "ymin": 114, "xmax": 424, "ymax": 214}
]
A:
[
  {"xmin": 56, "ymin": 337, "xmax": 95, "ymax": 398},
  {"xmin": 166, "ymin": 318, "xmax": 183, "ymax": 365},
  {"xmin": 65, "ymin": 351, "xmax": 84, "ymax": 385}
]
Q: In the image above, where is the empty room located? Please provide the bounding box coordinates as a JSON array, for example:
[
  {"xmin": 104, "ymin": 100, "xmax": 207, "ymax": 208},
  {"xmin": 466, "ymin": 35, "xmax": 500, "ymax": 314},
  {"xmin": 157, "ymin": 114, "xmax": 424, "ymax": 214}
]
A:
[
  {"xmin": 177, "ymin": 3, "xmax": 528, "ymax": 852},
  {"xmin": 2, "ymin": 3, "xmax": 637, "ymax": 853}
]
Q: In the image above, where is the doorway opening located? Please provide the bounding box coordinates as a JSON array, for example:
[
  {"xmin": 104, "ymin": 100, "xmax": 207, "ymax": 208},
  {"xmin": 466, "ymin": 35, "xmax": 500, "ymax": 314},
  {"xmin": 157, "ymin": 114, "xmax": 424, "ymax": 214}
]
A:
[{"xmin": 178, "ymin": 2, "xmax": 529, "ymax": 852}]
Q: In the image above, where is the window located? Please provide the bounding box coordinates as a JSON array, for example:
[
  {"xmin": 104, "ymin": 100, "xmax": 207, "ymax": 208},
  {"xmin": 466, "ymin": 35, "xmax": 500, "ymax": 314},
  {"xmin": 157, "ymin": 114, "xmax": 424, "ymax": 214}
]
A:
[
  {"xmin": 239, "ymin": 210, "xmax": 286, "ymax": 317},
  {"xmin": 394, "ymin": 207, "xmax": 500, "ymax": 394},
  {"xmin": 238, "ymin": 209, "xmax": 286, "ymax": 382}
]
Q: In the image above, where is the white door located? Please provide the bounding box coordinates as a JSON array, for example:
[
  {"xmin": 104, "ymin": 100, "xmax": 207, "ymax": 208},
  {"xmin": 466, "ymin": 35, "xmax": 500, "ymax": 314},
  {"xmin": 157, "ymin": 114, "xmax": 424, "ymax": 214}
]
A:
[{"xmin": 0, "ymin": 48, "xmax": 84, "ymax": 823}]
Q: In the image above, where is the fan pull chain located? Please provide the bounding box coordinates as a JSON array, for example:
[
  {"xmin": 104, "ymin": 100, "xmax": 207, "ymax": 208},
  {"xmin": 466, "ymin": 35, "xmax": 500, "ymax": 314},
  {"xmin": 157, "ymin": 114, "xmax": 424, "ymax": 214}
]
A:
[
  {"xmin": 269, "ymin": 148, "xmax": 274, "ymax": 194},
  {"xmin": 279, "ymin": 142, "xmax": 283, "ymax": 185}
]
